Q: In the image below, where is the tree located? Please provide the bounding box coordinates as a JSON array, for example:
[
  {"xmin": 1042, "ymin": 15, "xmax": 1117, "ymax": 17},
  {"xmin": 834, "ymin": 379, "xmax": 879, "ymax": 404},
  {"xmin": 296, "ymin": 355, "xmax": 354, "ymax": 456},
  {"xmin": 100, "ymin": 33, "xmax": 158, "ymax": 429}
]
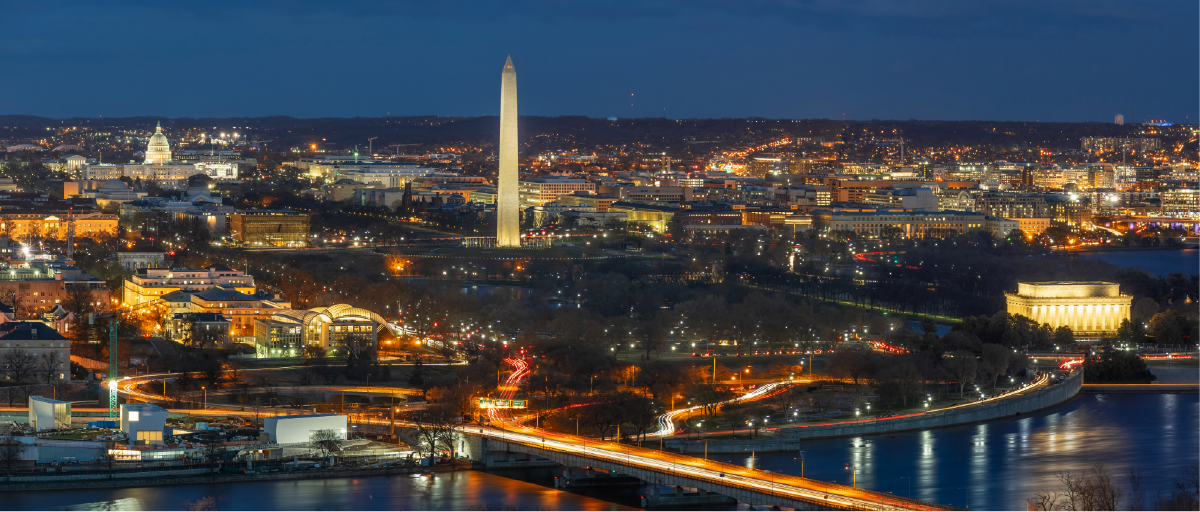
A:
[
  {"xmin": 770, "ymin": 385, "xmax": 807, "ymax": 423},
  {"xmin": 828, "ymin": 347, "xmax": 878, "ymax": 385},
  {"xmin": 94, "ymin": 440, "xmax": 116, "ymax": 480},
  {"xmin": 3, "ymin": 349, "xmax": 38, "ymax": 386},
  {"xmin": 311, "ymin": 429, "xmax": 343, "ymax": 457},
  {"xmin": 0, "ymin": 289, "xmax": 23, "ymax": 319},
  {"xmin": 1028, "ymin": 463, "xmax": 1122, "ymax": 511},
  {"xmin": 1148, "ymin": 311, "xmax": 1196, "ymax": 347},
  {"xmin": 303, "ymin": 344, "xmax": 327, "ymax": 361},
  {"xmin": 408, "ymin": 403, "xmax": 458, "ymax": 459},
  {"xmin": 721, "ymin": 402, "xmax": 750, "ymax": 434},
  {"xmin": 874, "ymin": 360, "xmax": 924, "ymax": 408},
  {"xmin": 687, "ymin": 382, "xmax": 735, "ymax": 420},
  {"xmin": 979, "ymin": 344, "xmax": 1011, "ymax": 389},
  {"xmin": 1052, "ymin": 326, "xmax": 1075, "ymax": 349},
  {"xmin": 1131, "ymin": 297, "xmax": 1159, "ymax": 323},
  {"xmin": 0, "ymin": 430, "xmax": 25, "ymax": 481},
  {"xmin": 944, "ymin": 350, "xmax": 977, "ymax": 397},
  {"xmin": 40, "ymin": 351, "xmax": 63, "ymax": 384},
  {"xmin": 1115, "ymin": 319, "xmax": 1147, "ymax": 346},
  {"xmin": 1084, "ymin": 350, "xmax": 1156, "ymax": 384}
]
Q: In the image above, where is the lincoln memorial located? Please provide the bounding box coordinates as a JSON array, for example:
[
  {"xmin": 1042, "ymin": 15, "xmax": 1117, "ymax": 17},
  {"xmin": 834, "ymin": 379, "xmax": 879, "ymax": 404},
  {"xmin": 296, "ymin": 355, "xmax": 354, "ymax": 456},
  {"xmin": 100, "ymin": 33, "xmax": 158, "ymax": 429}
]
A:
[{"xmin": 1005, "ymin": 281, "xmax": 1132, "ymax": 338}]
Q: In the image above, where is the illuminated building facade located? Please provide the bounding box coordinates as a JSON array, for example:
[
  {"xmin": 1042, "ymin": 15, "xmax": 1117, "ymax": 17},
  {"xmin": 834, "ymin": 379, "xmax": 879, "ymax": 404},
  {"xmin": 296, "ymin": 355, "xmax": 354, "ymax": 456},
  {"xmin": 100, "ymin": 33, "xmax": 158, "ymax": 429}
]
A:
[
  {"xmin": 812, "ymin": 209, "xmax": 986, "ymax": 239},
  {"xmin": 1161, "ymin": 188, "xmax": 1199, "ymax": 219},
  {"xmin": 518, "ymin": 177, "xmax": 596, "ymax": 207},
  {"xmin": 145, "ymin": 122, "xmax": 172, "ymax": 165},
  {"xmin": 1005, "ymin": 281, "xmax": 1131, "ymax": 338},
  {"xmin": 122, "ymin": 266, "xmax": 255, "ymax": 306},
  {"xmin": 229, "ymin": 210, "xmax": 311, "ymax": 247}
]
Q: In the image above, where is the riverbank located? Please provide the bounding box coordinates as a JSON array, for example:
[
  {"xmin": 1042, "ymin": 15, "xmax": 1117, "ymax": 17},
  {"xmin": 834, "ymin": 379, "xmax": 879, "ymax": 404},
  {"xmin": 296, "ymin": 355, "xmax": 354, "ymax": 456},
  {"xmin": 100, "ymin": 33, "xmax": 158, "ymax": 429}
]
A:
[{"xmin": 0, "ymin": 463, "xmax": 462, "ymax": 492}]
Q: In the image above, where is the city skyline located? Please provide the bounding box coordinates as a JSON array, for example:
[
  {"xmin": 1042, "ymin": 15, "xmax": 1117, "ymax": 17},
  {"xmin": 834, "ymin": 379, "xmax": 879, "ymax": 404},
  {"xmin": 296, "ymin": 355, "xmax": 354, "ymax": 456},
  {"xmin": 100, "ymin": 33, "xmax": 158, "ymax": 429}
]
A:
[{"xmin": 1, "ymin": 1, "xmax": 1195, "ymax": 122}]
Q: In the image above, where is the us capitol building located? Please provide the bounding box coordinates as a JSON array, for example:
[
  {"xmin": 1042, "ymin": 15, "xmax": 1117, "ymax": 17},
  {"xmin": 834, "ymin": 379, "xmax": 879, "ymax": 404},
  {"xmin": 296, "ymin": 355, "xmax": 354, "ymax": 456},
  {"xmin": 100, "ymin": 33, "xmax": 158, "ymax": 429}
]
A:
[
  {"xmin": 1005, "ymin": 281, "xmax": 1132, "ymax": 338},
  {"xmin": 82, "ymin": 122, "xmax": 238, "ymax": 187}
]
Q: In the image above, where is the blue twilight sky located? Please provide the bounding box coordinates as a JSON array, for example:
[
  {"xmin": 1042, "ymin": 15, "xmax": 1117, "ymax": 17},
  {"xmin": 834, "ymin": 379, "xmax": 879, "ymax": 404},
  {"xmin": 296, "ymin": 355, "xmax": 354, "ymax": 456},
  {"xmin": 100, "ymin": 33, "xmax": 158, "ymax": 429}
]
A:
[{"xmin": 1, "ymin": 0, "xmax": 1196, "ymax": 122}]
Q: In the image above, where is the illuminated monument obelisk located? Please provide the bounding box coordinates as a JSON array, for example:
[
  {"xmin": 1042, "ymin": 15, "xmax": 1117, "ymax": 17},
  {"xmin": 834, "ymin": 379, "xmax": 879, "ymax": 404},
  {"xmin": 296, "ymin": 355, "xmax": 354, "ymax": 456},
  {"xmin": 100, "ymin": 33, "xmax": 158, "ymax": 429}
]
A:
[{"xmin": 496, "ymin": 55, "xmax": 520, "ymax": 247}]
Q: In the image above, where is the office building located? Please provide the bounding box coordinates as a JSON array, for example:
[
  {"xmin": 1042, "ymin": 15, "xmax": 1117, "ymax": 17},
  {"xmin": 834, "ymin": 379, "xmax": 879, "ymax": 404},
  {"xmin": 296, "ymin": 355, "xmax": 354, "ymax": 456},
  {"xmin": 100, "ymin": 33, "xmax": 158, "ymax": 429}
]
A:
[
  {"xmin": 518, "ymin": 177, "xmax": 596, "ymax": 207},
  {"xmin": 1160, "ymin": 188, "xmax": 1199, "ymax": 218},
  {"xmin": 122, "ymin": 265, "xmax": 255, "ymax": 306}
]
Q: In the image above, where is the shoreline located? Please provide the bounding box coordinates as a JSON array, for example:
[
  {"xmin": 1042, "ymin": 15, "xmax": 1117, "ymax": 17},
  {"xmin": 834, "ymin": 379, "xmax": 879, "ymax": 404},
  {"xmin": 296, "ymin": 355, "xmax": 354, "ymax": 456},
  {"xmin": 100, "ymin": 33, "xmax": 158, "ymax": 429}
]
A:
[{"xmin": 0, "ymin": 464, "xmax": 461, "ymax": 493}]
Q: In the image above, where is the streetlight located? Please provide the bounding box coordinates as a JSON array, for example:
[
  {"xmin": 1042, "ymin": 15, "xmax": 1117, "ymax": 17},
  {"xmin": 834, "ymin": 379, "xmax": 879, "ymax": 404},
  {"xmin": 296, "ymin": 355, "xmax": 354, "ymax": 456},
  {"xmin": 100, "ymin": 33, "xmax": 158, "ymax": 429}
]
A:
[
  {"xmin": 900, "ymin": 476, "xmax": 912, "ymax": 498},
  {"xmin": 202, "ymin": 386, "xmax": 207, "ymax": 410}
]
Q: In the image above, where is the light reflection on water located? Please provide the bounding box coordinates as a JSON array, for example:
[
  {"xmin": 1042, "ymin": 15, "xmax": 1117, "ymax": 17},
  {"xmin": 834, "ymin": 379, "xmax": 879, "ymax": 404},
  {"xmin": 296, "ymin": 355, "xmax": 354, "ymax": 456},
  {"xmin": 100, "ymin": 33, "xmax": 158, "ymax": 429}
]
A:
[
  {"xmin": 3, "ymin": 394, "xmax": 1195, "ymax": 511},
  {"xmin": 716, "ymin": 393, "xmax": 1199, "ymax": 510},
  {"xmin": 1, "ymin": 469, "xmax": 635, "ymax": 511}
]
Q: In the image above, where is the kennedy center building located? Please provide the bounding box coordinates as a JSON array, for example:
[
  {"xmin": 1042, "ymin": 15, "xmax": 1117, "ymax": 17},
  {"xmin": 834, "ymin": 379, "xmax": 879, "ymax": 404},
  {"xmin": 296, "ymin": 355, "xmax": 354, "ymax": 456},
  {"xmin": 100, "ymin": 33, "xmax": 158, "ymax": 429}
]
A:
[
  {"xmin": 1005, "ymin": 281, "xmax": 1131, "ymax": 338},
  {"xmin": 496, "ymin": 55, "xmax": 521, "ymax": 247}
]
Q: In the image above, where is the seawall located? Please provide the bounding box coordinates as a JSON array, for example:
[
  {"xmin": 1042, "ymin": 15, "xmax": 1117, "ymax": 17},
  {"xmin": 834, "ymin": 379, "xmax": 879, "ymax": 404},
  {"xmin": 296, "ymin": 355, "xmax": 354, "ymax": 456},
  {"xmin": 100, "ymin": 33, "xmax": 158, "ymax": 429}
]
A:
[{"xmin": 669, "ymin": 371, "xmax": 1082, "ymax": 453}]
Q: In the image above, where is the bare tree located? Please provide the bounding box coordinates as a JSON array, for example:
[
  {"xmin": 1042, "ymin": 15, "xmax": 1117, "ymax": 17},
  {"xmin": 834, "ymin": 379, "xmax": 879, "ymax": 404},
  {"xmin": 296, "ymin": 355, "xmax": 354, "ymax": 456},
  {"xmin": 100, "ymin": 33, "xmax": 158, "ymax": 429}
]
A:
[
  {"xmin": 944, "ymin": 350, "xmax": 978, "ymax": 397},
  {"xmin": 3, "ymin": 349, "xmax": 38, "ymax": 385},
  {"xmin": 1028, "ymin": 464, "xmax": 1122, "ymax": 511},
  {"xmin": 40, "ymin": 351, "xmax": 63, "ymax": 384},
  {"xmin": 687, "ymin": 382, "xmax": 735, "ymax": 420},
  {"xmin": 0, "ymin": 288, "xmax": 23, "ymax": 319},
  {"xmin": 94, "ymin": 440, "xmax": 116, "ymax": 480},
  {"xmin": 311, "ymin": 429, "xmax": 343, "ymax": 458},
  {"xmin": 0, "ymin": 429, "xmax": 26, "ymax": 481},
  {"xmin": 408, "ymin": 403, "xmax": 458, "ymax": 460}
]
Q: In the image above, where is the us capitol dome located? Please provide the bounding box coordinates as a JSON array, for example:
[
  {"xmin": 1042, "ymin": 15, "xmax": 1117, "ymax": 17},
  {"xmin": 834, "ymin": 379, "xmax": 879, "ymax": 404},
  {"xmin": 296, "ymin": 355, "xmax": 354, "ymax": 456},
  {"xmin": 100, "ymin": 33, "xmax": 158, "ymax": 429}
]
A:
[{"xmin": 144, "ymin": 121, "xmax": 171, "ymax": 164}]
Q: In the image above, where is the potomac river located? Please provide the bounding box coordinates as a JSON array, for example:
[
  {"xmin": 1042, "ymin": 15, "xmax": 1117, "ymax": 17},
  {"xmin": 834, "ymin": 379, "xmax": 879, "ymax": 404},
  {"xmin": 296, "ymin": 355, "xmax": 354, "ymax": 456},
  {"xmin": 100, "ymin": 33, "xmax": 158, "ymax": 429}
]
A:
[{"xmin": 3, "ymin": 393, "xmax": 1195, "ymax": 511}]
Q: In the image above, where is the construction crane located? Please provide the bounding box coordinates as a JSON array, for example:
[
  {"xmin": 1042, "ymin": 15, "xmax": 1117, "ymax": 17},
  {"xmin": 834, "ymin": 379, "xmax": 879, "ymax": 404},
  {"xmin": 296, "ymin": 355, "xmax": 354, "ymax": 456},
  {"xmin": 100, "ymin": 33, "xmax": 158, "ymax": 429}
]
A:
[
  {"xmin": 368, "ymin": 137, "xmax": 378, "ymax": 157},
  {"xmin": 89, "ymin": 313, "xmax": 120, "ymax": 417}
]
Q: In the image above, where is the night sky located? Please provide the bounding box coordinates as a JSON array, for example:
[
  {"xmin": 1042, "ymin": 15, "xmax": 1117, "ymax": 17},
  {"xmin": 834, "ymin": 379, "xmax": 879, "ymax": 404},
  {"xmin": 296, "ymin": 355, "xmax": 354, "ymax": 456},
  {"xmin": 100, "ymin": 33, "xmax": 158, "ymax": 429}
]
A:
[{"xmin": 3, "ymin": 0, "xmax": 1196, "ymax": 122}]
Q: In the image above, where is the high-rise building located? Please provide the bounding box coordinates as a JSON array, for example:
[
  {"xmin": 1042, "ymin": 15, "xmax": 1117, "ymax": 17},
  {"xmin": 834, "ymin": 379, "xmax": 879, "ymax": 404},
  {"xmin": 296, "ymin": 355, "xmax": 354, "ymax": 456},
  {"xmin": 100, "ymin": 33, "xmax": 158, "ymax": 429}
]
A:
[{"xmin": 496, "ymin": 55, "xmax": 520, "ymax": 247}]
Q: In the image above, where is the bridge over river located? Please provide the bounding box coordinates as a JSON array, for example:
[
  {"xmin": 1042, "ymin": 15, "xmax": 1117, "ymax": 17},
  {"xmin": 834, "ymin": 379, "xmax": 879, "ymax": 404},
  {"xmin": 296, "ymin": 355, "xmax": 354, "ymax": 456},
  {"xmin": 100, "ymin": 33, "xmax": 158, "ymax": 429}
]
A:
[{"xmin": 459, "ymin": 423, "xmax": 953, "ymax": 510}]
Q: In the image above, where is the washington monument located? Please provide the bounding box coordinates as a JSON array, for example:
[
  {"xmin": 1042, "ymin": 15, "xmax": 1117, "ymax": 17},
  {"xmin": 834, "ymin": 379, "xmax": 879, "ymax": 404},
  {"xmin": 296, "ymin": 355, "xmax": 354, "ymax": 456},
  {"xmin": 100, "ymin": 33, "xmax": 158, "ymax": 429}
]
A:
[{"xmin": 496, "ymin": 55, "xmax": 520, "ymax": 247}]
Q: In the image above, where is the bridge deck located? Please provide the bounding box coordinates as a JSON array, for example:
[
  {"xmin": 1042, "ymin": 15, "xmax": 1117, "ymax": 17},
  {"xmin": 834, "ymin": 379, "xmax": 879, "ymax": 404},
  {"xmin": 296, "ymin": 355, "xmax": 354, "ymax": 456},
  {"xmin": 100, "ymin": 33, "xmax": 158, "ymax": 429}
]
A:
[{"xmin": 466, "ymin": 425, "xmax": 955, "ymax": 511}]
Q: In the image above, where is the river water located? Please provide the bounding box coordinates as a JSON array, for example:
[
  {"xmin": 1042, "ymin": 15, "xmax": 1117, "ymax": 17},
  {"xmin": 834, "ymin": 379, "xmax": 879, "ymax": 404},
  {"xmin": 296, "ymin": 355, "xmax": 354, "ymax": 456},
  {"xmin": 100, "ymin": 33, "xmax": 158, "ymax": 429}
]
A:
[
  {"xmin": 1076, "ymin": 248, "xmax": 1198, "ymax": 277},
  {"xmin": 3, "ymin": 394, "xmax": 1195, "ymax": 511}
]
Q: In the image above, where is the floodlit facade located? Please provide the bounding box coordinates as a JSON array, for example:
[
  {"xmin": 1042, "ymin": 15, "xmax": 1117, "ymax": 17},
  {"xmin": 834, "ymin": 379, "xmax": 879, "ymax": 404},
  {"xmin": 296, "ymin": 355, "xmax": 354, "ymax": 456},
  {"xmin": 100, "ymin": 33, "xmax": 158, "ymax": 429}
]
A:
[
  {"xmin": 812, "ymin": 209, "xmax": 987, "ymax": 239},
  {"xmin": 145, "ymin": 122, "xmax": 172, "ymax": 165},
  {"xmin": 264, "ymin": 414, "xmax": 347, "ymax": 444},
  {"xmin": 229, "ymin": 210, "xmax": 311, "ymax": 247},
  {"xmin": 120, "ymin": 403, "xmax": 169, "ymax": 445},
  {"xmin": 264, "ymin": 304, "xmax": 388, "ymax": 356},
  {"xmin": 29, "ymin": 395, "xmax": 71, "ymax": 430},
  {"xmin": 496, "ymin": 55, "xmax": 520, "ymax": 247},
  {"xmin": 122, "ymin": 266, "xmax": 255, "ymax": 306},
  {"xmin": 1005, "ymin": 281, "xmax": 1132, "ymax": 338}
]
